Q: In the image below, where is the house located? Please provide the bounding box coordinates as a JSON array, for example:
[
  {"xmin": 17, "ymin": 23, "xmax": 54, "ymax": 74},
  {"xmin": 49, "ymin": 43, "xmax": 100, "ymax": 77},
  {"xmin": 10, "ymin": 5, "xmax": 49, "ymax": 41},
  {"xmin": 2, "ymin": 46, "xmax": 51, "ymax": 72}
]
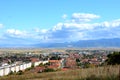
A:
[
  {"xmin": 35, "ymin": 66, "xmax": 45, "ymax": 73},
  {"xmin": 30, "ymin": 58, "xmax": 41, "ymax": 67},
  {"xmin": 30, "ymin": 58, "xmax": 39, "ymax": 63},
  {"xmin": 65, "ymin": 57, "xmax": 77, "ymax": 69},
  {"xmin": 48, "ymin": 59, "xmax": 63, "ymax": 70}
]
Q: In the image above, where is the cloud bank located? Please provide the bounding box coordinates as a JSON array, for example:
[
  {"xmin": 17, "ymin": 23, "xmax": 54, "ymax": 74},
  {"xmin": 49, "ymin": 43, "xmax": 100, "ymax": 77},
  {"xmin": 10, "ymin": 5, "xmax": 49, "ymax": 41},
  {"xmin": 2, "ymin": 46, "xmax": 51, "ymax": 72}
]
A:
[{"xmin": 1, "ymin": 13, "xmax": 120, "ymax": 45}]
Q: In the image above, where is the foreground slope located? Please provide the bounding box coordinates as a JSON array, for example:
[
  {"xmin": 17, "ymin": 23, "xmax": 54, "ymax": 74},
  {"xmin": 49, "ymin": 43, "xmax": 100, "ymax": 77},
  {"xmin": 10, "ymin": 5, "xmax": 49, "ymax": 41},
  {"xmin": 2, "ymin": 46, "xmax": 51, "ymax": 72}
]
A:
[{"xmin": 0, "ymin": 65, "xmax": 120, "ymax": 80}]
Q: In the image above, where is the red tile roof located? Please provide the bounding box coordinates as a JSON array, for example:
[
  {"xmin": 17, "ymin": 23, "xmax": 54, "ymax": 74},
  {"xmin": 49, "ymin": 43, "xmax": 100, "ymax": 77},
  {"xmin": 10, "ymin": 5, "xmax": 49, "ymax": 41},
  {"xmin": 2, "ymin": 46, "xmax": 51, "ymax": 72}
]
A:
[
  {"xmin": 30, "ymin": 58, "xmax": 39, "ymax": 62},
  {"xmin": 49, "ymin": 60, "xmax": 61, "ymax": 63},
  {"xmin": 35, "ymin": 66, "xmax": 45, "ymax": 72}
]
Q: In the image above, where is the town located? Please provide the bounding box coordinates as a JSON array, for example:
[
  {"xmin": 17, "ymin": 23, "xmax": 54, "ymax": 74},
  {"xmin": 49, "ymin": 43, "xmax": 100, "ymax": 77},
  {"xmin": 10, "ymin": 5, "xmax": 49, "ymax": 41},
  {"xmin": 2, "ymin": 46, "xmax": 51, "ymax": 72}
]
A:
[{"xmin": 0, "ymin": 48, "xmax": 115, "ymax": 76}]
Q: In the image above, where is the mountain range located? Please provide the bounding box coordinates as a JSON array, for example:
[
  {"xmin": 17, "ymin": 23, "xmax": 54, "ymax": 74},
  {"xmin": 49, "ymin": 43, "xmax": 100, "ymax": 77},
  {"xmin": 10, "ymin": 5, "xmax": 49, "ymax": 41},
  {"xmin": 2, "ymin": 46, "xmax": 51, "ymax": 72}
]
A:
[
  {"xmin": 34, "ymin": 38, "xmax": 120, "ymax": 48},
  {"xmin": 1, "ymin": 38, "xmax": 120, "ymax": 48}
]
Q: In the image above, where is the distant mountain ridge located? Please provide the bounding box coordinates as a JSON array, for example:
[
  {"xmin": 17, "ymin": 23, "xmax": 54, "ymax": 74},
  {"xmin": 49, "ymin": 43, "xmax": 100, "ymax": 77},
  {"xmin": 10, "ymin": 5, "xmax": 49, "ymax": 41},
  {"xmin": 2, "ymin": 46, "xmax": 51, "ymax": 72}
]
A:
[
  {"xmin": 73, "ymin": 38, "xmax": 120, "ymax": 47},
  {"xmin": 1, "ymin": 38, "xmax": 120, "ymax": 48},
  {"xmin": 34, "ymin": 38, "xmax": 120, "ymax": 48}
]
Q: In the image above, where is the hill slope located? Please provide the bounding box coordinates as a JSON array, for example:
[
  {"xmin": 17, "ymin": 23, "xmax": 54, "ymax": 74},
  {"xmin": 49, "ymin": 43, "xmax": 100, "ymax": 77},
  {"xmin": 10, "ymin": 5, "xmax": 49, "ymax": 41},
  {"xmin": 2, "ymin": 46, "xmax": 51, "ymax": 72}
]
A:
[{"xmin": 0, "ymin": 65, "xmax": 119, "ymax": 80}]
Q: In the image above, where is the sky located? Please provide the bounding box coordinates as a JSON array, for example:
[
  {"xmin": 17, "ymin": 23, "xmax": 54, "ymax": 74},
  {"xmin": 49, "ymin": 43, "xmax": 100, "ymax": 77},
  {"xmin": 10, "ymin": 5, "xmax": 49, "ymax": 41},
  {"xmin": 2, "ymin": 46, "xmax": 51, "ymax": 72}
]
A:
[{"xmin": 0, "ymin": 0, "xmax": 120, "ymax": 46}]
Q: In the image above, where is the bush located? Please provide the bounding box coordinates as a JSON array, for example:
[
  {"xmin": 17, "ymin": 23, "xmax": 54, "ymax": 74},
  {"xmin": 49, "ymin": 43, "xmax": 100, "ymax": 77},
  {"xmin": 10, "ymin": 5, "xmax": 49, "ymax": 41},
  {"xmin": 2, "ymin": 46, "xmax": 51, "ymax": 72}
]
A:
[
  {"xmin": 38, "ymin": 63, "xmax": 44, "ymax": 66},
  {"xmin": 16, "ymin": 70, "xmax": 24, "ymax": 75},
  {"xmin": 44, "ymin": 68, "xmax": 55, "ymax": 72},
  {"xmin": 9, "ymin": 71, "xmax": 14, "ymax": 75},
  {"xmin": 25, "ymin": 67, "xmax": 32, "ymax": 71},
  {"xmin": 45, "ymin": 62, "xmax": 50, "ymax": 66},
  {"xmin": 31, "ymin": 64, "xmax": 34, "ymax": 68}
]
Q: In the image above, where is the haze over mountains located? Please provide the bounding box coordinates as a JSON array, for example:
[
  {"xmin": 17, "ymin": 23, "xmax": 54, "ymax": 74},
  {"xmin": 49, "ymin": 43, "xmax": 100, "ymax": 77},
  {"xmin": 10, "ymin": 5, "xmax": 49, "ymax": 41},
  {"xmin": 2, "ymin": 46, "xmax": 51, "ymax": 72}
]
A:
[{"xmin": 1, "ymin": 38, "xmax": 120, "ymax": 48}]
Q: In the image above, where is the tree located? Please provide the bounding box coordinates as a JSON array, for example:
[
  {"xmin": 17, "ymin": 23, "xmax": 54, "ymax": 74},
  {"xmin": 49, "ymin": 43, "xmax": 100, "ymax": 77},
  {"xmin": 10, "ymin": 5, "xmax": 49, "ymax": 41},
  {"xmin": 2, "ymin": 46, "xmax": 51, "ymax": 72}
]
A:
[
  {"xmin": 50, "ymin": 56, "xmax": 61, "ymax": 60},
  {"xmin": 106, "ymin": 52, "xmax": 120, "ymax": 65},
  {"xmin": 76, "ymin": 59, "xmax": 80, "ymax": 62},
  {"xmin": 44, "ymin": 68, "xmax": 55, "ymax": 72}
]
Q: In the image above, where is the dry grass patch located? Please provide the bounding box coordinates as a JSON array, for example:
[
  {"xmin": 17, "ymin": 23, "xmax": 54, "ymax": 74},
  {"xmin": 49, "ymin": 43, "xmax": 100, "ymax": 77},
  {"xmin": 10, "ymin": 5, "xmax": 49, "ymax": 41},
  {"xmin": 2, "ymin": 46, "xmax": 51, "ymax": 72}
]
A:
[{"xmin": 0, "ymin": 65, "xmax": 120, "ymax": 80}]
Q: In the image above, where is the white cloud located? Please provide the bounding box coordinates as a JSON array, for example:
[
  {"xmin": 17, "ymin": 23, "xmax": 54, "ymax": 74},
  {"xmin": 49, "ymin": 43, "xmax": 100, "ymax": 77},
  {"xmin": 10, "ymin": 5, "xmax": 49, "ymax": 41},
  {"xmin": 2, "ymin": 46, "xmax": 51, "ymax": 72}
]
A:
[
  {"xmin": 72, "ymin": 13, "xmax": 100, "ymax": 22},
  {"xmin": 5, "ymin": 28, "xmax": 50, "ymax": 43},
  {"xmin": 2, "ymin": 13, "xmax": 120, "ymax": 44},
  {"xmin": 50, "ymin": 17, "xmax": 120, "ymax": 41},
  {"xmin": 72, "ymin": 13, "xmax": 100, "ymax": 19},
  {"xmin": 53, "ymin": 22, "xmax": 101, "ymax": 32},
  {"xmin": 101, "ymin": 19, "xmax": 120, "ymax": 28},
  {"xmin": 0, "ymin": 24, "xmax": 3, "ymax": 28},
  {"xmin": 62, "ymin": 14, "xmax": 67, "ymax": 19},
  {"xmin": 41, "ymin": 29, "xmax": 48, "ymax": 33},
  {"xmin": 34, "ymin": 28, "xmax": 48, "ymax": 33},
  {"xmin": 6, "ymin": 29, "xmax": 28, "ymax": 38},
  {"xmin": 53, "ymin": 23, "xmax": 63, "ymax": 31}
]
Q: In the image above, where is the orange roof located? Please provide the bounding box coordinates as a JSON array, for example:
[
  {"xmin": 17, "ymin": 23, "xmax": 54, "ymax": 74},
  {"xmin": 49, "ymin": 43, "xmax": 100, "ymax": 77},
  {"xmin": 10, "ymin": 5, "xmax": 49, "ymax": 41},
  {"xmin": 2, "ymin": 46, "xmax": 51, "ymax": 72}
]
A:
[
  {"xmin": 49, "ymin": 60, "xmax": 61, "ymax": 63},
  {"xmin": 48, "ymin": 65, "xmax": 59, "ymax": 69},
  {"xmin": 62, "ymin": 68, "xmax": 69, "ymax": 71},
  {"xmin": 30, "ymin": 58, "xmax": 39, "ymax": 62},
  {"xmin": 35, "ymin": 67, "xmax": 45, "ymax": 72}
]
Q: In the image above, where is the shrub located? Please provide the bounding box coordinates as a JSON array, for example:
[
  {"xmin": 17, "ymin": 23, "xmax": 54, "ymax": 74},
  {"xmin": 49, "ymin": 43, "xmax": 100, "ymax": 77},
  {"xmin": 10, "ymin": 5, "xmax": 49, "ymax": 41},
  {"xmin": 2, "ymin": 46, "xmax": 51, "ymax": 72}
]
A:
[
  {"xmin": 38, "ymin": 63, "xmax": 44, "ymax": 66},
  {"xmin": 25, "ymin": 67, "xmax": 32, "ymax": 71},
  {"xmin": 9, "ymin": 71, "xmax": 14, "ymax": 75},
  {"xmin": 44, "ymin": 68, "xmax": 55, "ymax": 72},
  {"xmin": 31, "ymin": 64, "xmax": 34, "ymax": 68},
  {"xmin": 16, "ymin": 70, "xmax": 24, "ymax": 75}
]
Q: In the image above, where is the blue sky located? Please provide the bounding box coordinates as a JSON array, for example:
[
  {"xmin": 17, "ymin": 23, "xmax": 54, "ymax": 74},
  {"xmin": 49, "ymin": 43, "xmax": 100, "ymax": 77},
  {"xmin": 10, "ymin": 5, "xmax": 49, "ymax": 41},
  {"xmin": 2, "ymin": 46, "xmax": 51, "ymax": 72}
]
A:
[{"xmin": 0, "ymin": 0, "xmax": 120, "ymax": 46}]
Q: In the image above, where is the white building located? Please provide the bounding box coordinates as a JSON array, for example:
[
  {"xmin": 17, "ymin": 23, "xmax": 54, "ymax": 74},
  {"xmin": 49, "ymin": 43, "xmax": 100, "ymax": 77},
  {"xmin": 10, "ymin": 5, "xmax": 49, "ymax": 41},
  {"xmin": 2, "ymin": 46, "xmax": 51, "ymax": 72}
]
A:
[{"xmin": 0, "ymin": 61, "xmax": 48, "ymax": 76}]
